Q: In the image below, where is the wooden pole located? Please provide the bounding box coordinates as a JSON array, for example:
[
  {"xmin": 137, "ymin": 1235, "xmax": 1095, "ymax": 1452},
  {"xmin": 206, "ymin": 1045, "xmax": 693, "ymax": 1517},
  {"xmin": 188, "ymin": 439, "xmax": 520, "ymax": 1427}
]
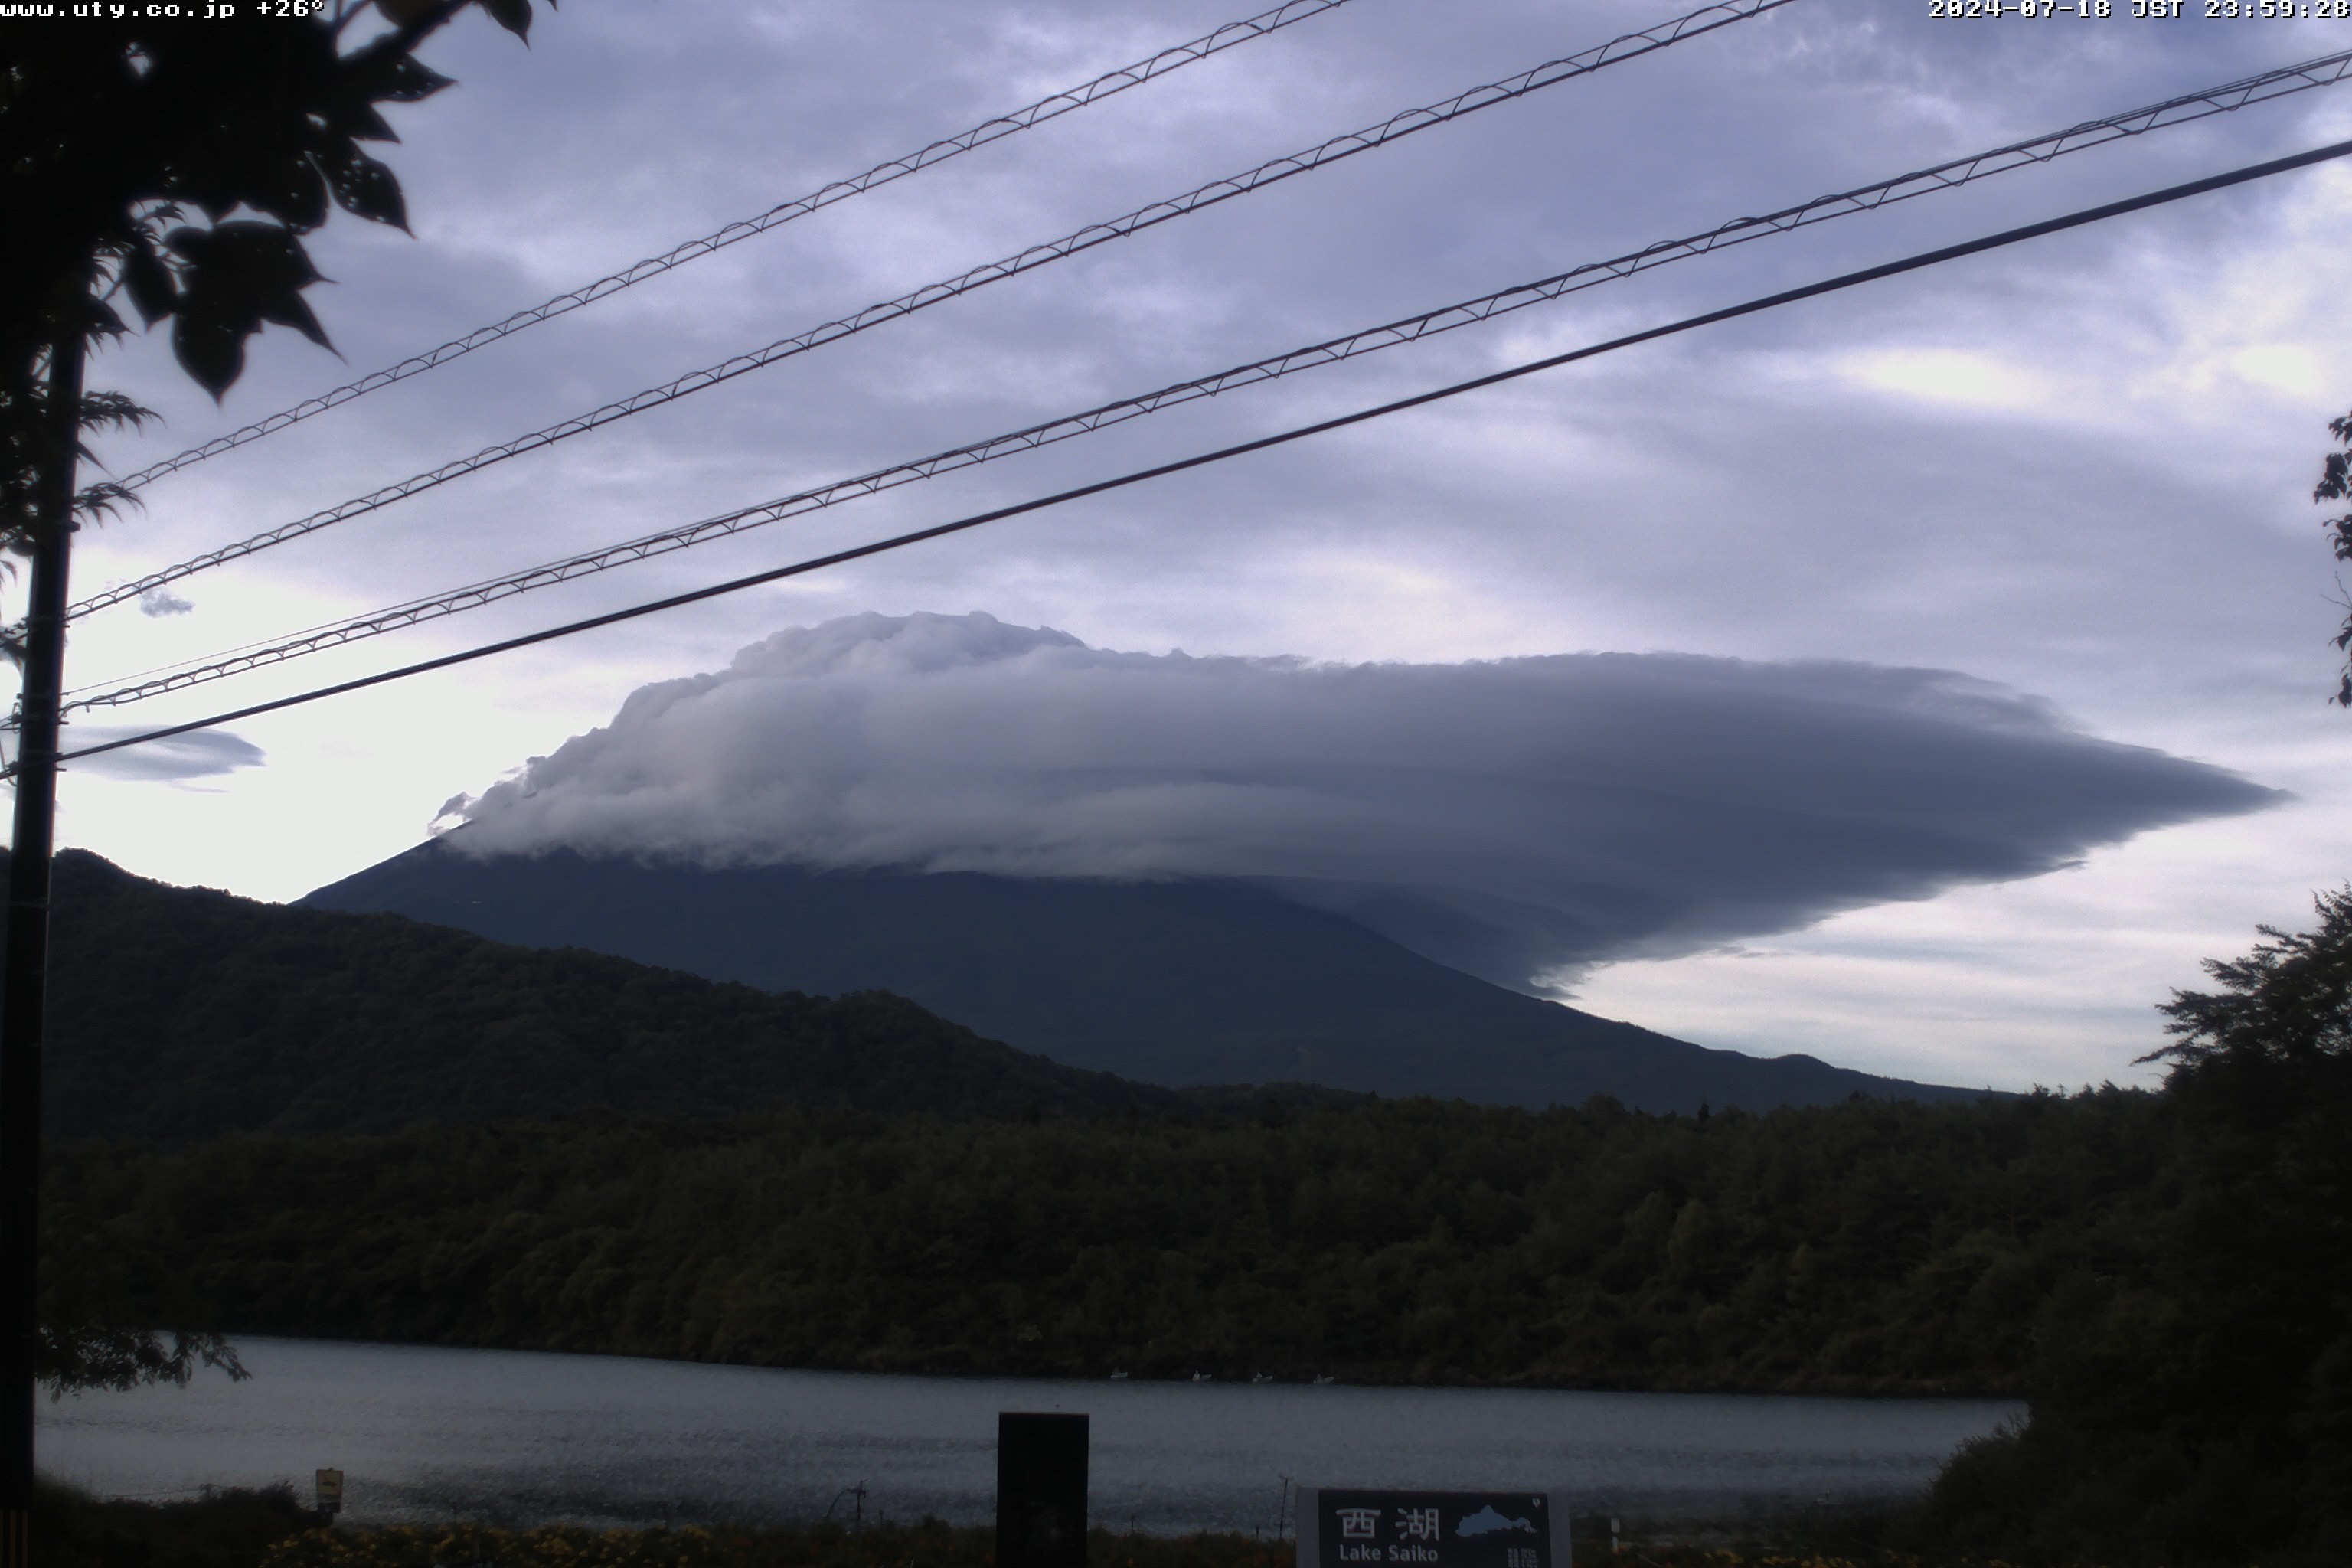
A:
[{"xmin": 0, "ymin": 329, "xmax": 83, "ymax": 1567}]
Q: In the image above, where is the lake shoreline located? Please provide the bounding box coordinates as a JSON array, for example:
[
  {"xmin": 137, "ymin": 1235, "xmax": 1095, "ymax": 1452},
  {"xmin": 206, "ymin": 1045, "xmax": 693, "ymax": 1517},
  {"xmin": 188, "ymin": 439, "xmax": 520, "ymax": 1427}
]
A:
[
  {"xmin": 40, "ymin": 1335, "xmax": 2022, "ymax": 1537},
  {"xmin": 180, "ymin": 1328, "xmax": 2027, "ymax": 1404}
]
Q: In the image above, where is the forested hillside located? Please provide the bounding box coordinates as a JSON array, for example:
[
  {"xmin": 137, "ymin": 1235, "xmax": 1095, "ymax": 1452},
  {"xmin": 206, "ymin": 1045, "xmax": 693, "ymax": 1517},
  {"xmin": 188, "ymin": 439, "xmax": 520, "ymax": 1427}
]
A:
[
  {"xmin": 45, "ymin": 1089, "xmax": 2129, "ymax": 1396},
  {"xmin": 24, "ymin": 849, "xmax": 1272, "ymax": 1138}
]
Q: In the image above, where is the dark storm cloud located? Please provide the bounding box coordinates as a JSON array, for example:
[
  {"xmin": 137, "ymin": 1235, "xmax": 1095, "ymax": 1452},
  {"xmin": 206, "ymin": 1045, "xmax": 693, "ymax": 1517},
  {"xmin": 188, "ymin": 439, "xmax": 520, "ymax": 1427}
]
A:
[{"xmin": 448, "ymin": 612, "xmax": 2283, "ymax": 992}]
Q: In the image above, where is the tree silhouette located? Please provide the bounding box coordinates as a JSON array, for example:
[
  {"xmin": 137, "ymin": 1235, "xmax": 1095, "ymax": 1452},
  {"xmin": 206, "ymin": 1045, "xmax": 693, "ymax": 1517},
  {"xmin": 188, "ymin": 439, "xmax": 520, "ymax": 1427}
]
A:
[
  {"xmin": 2, "ymin": 0, "xmax": 551, "ymax": 557},
  {"xmin": 2152, "ymin": 885, "xmax": 2352, "ymax": 1069},
  {"xmin": 0, "ymin": 0, "xmax": 552, "ymax": 1424},
  {"xmin": 2314, "ymin": 415, "xmax": 2352, "ymax": 704}
]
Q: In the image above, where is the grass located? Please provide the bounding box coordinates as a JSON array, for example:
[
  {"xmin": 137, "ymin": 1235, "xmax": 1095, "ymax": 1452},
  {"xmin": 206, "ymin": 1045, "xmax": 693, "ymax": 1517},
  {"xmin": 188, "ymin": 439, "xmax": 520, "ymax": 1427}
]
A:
[
  {"xmin": 31, "ymin": 1478, "xmax": 318, "ymax": 1568},
  {"xmin": 20, "ymin": 1484, "xmax": 2105, "ymax": 1568}
]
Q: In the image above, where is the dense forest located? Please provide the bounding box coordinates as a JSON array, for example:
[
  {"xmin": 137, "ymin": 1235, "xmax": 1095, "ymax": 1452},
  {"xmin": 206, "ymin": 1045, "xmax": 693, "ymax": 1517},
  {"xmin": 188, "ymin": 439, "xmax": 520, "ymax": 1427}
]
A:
[
  {"xmin": 1903, "ymin": 893, "xmax": 2352, "ymax": 1566},
  {"xmin": 47, "ymin": 1040, "xmax": 2350, "ymax": 1564},
  {"xmin": 46, "ymin": 1089, "xmax": 2147, "ymax": 1394}
]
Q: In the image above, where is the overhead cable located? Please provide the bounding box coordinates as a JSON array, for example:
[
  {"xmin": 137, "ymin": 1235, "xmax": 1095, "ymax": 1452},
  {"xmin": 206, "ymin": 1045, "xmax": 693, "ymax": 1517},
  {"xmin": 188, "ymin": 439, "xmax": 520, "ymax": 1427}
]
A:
[
  {"xmin": 107, "ymin": 0, "xmax": 1368, "ymax": 495},
  {"xmin": 31, "ymin": 134, "xmax": 2352, "ymax": 777},
  {"xmin": 70, "ymin": 0, "xmax": 1797, "ymax": 623},
  {"xmin": 60, "ymin": 46, "xmax": 2352, "ymax": 714}
]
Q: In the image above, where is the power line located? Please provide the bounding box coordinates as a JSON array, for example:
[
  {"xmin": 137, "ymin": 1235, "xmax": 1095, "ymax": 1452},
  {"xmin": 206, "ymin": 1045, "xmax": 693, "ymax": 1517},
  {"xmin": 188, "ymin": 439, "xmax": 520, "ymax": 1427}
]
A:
[
  {"xmin": 29, "ymin": 136, "xmax": 2351, "ymax": 780},
  {"xmin": 58, "ymin": 45, "xmax": 2352, "ymax": 716},
  {"xmin": 104, "ymin": 0, "xmax": 1367, "ymax": 496},
  {"xmin": 66, "ymin": 0, "xmax": 1795, "ymax": 624}
]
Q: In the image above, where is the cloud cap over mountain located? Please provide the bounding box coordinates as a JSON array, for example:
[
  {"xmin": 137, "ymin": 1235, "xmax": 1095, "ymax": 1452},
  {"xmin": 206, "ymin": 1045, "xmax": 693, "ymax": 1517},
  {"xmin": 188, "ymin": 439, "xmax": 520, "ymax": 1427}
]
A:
[{"xmin": 445, "ymin": 612, "xmax": 2283, "ymax": 992}]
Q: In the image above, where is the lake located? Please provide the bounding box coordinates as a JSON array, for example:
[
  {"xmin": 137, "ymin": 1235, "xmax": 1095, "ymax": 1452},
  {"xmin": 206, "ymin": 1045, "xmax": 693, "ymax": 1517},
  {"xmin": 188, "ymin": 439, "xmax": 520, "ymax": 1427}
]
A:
[{"xmin": 38, "ymin": 1337, "xmax": 2021, "ymax": 1534}]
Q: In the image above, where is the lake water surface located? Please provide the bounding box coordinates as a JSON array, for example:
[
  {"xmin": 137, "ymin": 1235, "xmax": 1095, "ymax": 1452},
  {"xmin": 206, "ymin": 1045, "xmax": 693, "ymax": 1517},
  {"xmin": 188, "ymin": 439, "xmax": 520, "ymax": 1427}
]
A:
[{"xmin": 38, "ymin": 1338, "xmax": 2020, "ymax": 1533}]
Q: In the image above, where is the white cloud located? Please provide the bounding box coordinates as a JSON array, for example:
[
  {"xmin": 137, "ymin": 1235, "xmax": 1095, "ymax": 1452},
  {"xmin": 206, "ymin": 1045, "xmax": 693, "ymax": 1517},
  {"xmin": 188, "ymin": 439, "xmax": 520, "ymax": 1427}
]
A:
[
  {"xmin": 450, "ymin": 611, "xmax": 2280, "ymax": 993},
  {"xmin": 1836, "ymin": 347, "xmax": 2053, "ymax": 411},
  {"xmin": 65, "ymin": 726, "xmax": 263, "ymax": 782}
]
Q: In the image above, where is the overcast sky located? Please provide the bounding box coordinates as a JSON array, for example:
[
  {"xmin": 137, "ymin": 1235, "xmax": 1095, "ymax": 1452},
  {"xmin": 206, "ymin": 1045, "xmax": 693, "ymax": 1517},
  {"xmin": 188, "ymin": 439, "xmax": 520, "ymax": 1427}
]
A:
[{"xmin": 31, "ymin": 0, "xmax": 2352, "ymax": 1089}]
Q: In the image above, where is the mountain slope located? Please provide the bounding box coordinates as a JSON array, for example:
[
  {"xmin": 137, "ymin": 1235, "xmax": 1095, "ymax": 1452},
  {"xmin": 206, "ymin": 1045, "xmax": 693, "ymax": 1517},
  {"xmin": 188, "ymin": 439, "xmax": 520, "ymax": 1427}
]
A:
[
  {"xmin": 27, "ymin": 849, "xmax": 1216, "ymax": 1142},
  {"xmin": 303, "ymin": 841, "xmax": 1991, "ymax": 1111}
]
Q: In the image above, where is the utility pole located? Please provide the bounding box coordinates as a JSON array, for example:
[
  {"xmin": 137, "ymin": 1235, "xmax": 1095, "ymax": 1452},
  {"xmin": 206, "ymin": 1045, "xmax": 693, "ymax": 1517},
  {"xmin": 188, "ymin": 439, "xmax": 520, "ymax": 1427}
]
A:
[{"xmin": 0, "ymin": 329, "xmax": 83, "ymax": 1568}]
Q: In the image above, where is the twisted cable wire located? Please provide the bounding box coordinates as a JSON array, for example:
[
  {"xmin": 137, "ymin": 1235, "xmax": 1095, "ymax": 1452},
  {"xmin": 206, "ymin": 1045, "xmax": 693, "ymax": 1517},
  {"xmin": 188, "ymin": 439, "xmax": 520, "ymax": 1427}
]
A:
[
  {"xmin": 62, "ymin": 44, "xmax": 2352, "ymax": 716},
  {"xmin": 107, "ymin": 0, "xmax": 1367, "ymax": 495},
  {"xmin": 68, "ymin": 0, "xmax": 1798, "ymax": 624}
]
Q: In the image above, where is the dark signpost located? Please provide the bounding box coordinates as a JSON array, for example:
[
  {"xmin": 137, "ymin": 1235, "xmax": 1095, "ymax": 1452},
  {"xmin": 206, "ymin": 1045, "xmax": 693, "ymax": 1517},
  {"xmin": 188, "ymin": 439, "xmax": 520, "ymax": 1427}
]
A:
[
  {"xmin": 996, "ymin": 1413, "xmax": 1088, "ymax": 1568},
  {"xmin": 1298, "ymin": 1491, "xmax": 1566, "ymax": 1568}
]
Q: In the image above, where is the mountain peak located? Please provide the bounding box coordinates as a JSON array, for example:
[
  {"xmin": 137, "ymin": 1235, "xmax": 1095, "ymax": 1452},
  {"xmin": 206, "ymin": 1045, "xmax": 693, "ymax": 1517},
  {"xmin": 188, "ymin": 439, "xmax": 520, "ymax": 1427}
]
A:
[{"xmin": 304, "ymin": 841, "xmax": 1993, "ymax": 1112}]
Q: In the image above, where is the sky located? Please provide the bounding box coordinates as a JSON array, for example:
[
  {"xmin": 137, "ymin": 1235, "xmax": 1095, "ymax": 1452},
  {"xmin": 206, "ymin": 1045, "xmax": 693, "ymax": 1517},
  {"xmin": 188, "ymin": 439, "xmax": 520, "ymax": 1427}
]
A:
[{"xmin": 28, "ymin": 0, "xmax": 2352, "ymax": 1091}]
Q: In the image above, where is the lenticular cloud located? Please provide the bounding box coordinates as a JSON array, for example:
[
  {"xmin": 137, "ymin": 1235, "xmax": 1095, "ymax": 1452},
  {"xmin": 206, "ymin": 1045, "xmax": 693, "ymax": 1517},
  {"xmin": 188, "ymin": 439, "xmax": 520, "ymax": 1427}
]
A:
[{"xmin": 446, "ymin": 611, "xmax": 2282, "ymax": 991}]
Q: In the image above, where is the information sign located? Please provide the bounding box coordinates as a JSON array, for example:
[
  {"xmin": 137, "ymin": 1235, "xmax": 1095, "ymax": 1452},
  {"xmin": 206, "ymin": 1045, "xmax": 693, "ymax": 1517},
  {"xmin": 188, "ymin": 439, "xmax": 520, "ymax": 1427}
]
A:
[
  {"xmin": 995, "ymin": 1412, "xmax": 1086, "ymax": 1568},
  {"xmin": 1298, "ymin": 1490, "xmax": 1564, "ymax": 1568},
  {"xmin": 314, "ymin": 1469, "xmax": 344, "ymax": 1517}
]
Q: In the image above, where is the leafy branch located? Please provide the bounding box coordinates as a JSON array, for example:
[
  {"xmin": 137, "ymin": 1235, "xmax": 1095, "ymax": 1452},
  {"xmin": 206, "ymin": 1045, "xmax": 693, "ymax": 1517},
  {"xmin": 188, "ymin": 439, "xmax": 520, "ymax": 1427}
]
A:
[{"xmin": 0, "ymin": 0, "xmax": 553, "ymax": 561}]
